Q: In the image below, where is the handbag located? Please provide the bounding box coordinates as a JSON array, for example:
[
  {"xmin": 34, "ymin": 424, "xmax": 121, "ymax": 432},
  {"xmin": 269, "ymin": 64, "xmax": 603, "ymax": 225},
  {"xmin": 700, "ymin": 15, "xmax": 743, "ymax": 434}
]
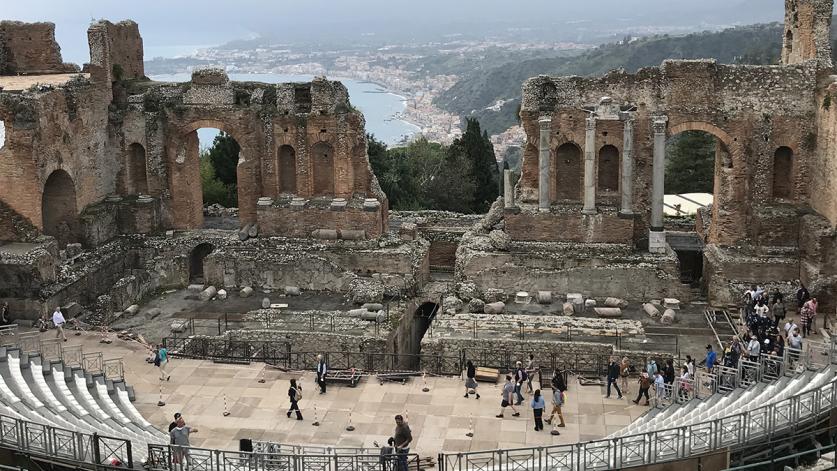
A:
[{"xmin": 465, "ymin": 378, "xmax": 478, "ymax": 389}]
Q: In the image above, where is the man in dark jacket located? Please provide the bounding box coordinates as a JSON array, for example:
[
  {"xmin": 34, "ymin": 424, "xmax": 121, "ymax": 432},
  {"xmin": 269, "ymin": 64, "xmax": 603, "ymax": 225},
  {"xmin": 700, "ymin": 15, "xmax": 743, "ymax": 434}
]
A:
[{"xmin": 605, "ymin": 357, "xmax": 623, "ymax": 399}]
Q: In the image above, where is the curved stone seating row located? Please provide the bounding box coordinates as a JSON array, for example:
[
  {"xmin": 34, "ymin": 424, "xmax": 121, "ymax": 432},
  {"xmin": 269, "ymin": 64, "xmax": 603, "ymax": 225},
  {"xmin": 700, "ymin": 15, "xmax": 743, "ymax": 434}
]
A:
[
  {"xmin": 0, "ymin": 346, "xmax": 166, "ymax": 463},
  {"xmin": 612, "ymin": 366, "xmax": 835, "ymax": 439}
]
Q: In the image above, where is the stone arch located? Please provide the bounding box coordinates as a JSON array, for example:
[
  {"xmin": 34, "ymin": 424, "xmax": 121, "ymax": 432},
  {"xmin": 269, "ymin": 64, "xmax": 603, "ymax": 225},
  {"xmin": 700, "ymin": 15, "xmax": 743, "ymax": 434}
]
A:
[
  {"xmin": 772, "ymin": 146, "xmax": 794, "ymax": 199},
  {"xmin": 555, "ymin": 142, "xmax": 582, "ymax": 202},
  {"xmin": 785, "ymin": 29, "xmax": 794, "ymax": 55},
  {"xmin": 668, "ymin": 122, "xmax": 734, "ymax": 154},
  {"xmin": 126, "ymin": 143, "xmax": 148, "ymax": 195},
  {"xmin": 277, "ymin": 145, "xmax": 297, "ymax": 194},
  {"xmin": 189, "ymin": 243, "xmax": 214, "ymax": 283},
  {"xmin": 42, "ymin": 169, "xmax": 78, "ymax": 248},
  {"xmin": 311, "ymin": 142, "xmax": 335, "ymax": 196},
  {"xmin": 597, "ymin": 144, "xmax": 620, "ymax": 195}
]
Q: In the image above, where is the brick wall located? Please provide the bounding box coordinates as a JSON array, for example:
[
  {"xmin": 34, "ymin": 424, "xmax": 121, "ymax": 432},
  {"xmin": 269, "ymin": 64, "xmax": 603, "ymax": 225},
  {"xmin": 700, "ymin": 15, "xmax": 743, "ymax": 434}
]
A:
[
  {"xmin": 0, "ymin": 21, "xmax": 77, "ymax": 75},
  {"xmin": 257, "ymin": 199, "xmax": 383, "ymax": 238},
  {"xmin": 505, "ymin": 207, "xmax": 634, "ymax": 244}
]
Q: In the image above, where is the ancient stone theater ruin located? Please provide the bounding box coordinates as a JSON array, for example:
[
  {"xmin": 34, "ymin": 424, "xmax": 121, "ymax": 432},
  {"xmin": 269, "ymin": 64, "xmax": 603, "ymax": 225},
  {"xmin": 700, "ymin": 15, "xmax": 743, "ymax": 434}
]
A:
[{"xmin": 1, "ymin": 1, "xmax": 837, "ymax": 470}]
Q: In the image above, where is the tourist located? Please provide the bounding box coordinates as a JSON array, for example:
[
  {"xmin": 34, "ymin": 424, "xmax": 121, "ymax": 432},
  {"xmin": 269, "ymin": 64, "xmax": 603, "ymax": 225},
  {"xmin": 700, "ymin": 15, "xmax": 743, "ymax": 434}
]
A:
[
  {"xmin": 545, "ymin": 372, "xmax": 566, "ymax": 429},
  {"xmin": 52, "ymin": 307, "xmax": 67, "ymax": 342},
  {"xmin": 605, "ymin": 357, "xmax": 623, "ymax": 399},
  {"xmin": 393, "ymin": 414, "xmax": 412, "ymax": 471},
  {"xmin": 747, "ymin": 335, "xmax": 761, "ymax": 361},
  {"xmin": 772, "ymin": 296, "xmax": 786, "ymax": 328},
  {"xmin": 525, "ymin": 354, "xmax": 537, "ymax": 393},
  {"xmin": 513, "ymin": 361, "xmax": 527, "ymax": 405},
  {"xmin": 704, "ymin": 344, "xmax": 717, "ymax": 372},
  {"xmin": 0, "ymin": 302, "xmax": 9, "ymax": 325},
  {"xmin": 685, "ymin": 355, "xmax": 696, "ymax": 377},
  {"xmin": 801, "ymin": 297, "xmax": 818, "ymax": 337},
  {"xmin": 633, "ymin": 372, "xmax": 651, "ymax": 406},
  {"xmin": 463, "ymin": 360, "xmax": 480, "ymax": 399},
  {"xmin": 663, "ymin": 359, "xmax": 675, "ymax": 385},
  {"xmin": 796, "ymin": 282, "xmax": 811, "ymax": 311},
  {"xmin": 167, "ymin": 412, "xmax": 181, "ymax": 444},
  {"xmin": 755, "ymin": 285, "xmax": 766, "ymax": 302},
  {"xmin": 771, "ymin": 288, "xmax": 784, "ymax": 306},
  {"xmin": 788, "ymin": 329, "xmax": 803, "ymax": 366},
  {"xmin": 155, "ymin": 343, "xmax": 170, "ymax": 381},
  {"xmin": 653, "ymin": 371, "xmax": 665, "ymax": 402},
  {"xmin": 620, "ymin": 356, "xmax": 630, "ymax": 395},
  {"xmin": 743, "ymin": 287, "xmax": 756, "ymax": 317},
  {"xmin": 678, "ymin": 366, "xmax": 692, "ymax": 401},
  {"xmin": 287, "ymin": 378, "xmax": 303, "ymax": 420},
  {"xmin": 170, "ymin": 416, "xmax": 198, "ymax": 465},
  {"xmin": 316, "ymin": 354, "xmax": 327, "ymax": 394},
  {"xmin": 496, "ymin": 375, "xmax": 520, "ymax": 418},
  {"xmin": 646, "ymin": 359, "xmax": 658, "ymax": 377},
  {"xmin": 754, "ymin": 299, "xmax": 769, "ymax": 319},
  {"xmin": 772, "ymin": 334, "xmax": 785, "ymax": 357},
  {"xmin": 784, "ymin": 318, "xmax": 799, "ymax": 338},
  {"xmin": 530, "ymin": 389, "xmax": 545, "ymax": 431},
  {"xmin": 376, "ymin": 438, "xmax": 396, "ymax": 467}
]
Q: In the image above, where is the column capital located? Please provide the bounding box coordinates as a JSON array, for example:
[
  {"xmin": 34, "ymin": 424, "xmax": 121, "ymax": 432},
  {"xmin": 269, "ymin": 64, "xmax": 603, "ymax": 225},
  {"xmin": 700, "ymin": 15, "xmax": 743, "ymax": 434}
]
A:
[
  {"xmin": 585, "ymin": 116, "xmax": 597, "ymax": 131},
  {"xmin": 538, "ymin": 116, "xmax": 552, "ymax": 129},
  {"xmin": 652, "ymin": 115, "xmax": 668, "ymax": 134}
]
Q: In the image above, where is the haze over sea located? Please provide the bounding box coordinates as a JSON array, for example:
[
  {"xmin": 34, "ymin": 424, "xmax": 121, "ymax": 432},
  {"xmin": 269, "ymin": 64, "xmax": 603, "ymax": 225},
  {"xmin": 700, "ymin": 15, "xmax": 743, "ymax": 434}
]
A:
[{"xmin": 150, "ymin": 73, "xmax": 420, "ymax": 147}]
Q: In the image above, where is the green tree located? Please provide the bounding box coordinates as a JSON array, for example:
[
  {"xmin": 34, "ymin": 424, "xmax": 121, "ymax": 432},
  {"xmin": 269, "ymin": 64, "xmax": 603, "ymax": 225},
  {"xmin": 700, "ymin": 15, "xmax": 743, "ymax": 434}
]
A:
[
  {"xmin": 200, "ymin": 151, "xmax": 231, "ymax": 206},
  {"xmin": 449, "ymin": 118, "xmax": 499, "ymax": 212},
  {"xmin": 665, "ymin": 131, "xmax": 716, "ymax": 194},
  {"xmin": 208, "ymin": 132, "xmax": 239, "ymax": 187},
  {"xmin": 427, "ymin": 150, "xmax": 476, "ymax": 212}
]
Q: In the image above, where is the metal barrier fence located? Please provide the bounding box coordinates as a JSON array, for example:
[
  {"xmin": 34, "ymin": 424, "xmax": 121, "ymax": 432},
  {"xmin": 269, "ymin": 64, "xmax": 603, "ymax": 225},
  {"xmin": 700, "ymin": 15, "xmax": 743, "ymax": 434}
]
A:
[
  {"xmin": 0, "ymin": 413, "xmax": 132, "ymax": 469},
  {"xmin": 0, "ymin": 331, "xmax": 124, "ymax": 382},
  {"xmin": 146, "ymin": 444, "xmax": 421, "ymax": 471}
]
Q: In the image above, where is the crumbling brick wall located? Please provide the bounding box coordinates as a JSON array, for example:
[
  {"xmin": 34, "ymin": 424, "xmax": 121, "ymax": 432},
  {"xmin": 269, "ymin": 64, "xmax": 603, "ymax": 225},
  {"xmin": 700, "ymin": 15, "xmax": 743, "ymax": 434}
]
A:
[
  {"xmin": 87, "ymin": 20, "xmax": 144, "ymax": 82},
  {"xmin": 782, "ymin": 0, "xmax": 834, "ymax": 67},
  {"xmin": 0, "ymin": 21, "xmax": 78, "ymax": 75}
]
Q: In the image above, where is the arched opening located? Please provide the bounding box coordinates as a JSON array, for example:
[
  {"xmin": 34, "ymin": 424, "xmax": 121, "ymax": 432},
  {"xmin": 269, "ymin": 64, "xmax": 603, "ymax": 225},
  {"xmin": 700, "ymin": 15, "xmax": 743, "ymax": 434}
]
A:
[
  {"xmin": 664, "ymin": 130, "xmax": 723, "ymax": 289},
  {"xmin": 42, "ymin": 169, "xmax": 78, "ymax": 248},
  {"xmin": 785, "ymin": 29, "xmax": 794, "ymax": 55},
  {"xmin": 413, "ymin": 302, "xmax": 439, "ymax": 355},
  {"xmin": 277, "ymin": 145, "xmax": 297, "ymax": 194},
  {"xmin": 772, "ymin": 146, "xmax": 793, "ymax": 199},
  {"xmin": 597, "ymin": 144, "xmax": 619, "ymax": 198},
  {"xmin": 195, "ymin": 128, "xmax": 240, "ymax": 228},
  {"xmin": 126, "ymin": 143, "xmax": 148, "ymax": 195},
  {"xmin": 189, "ymin": 243, "xmax": 215, "ymax": 283},
  {"xmin": 312, "ymin": 142, "xmax": 335, "ymax": 196},
  {"xmin": 555, "ymin": 143, "xmax": 582, "ymax": 202}
]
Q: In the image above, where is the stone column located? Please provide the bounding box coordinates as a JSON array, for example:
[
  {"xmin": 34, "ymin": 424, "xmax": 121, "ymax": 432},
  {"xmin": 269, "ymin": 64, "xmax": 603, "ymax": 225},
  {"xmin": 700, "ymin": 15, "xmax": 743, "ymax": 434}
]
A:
[
  {"xmin": 649, "ymin": 116, "xmax": 668, "ymax": 253},
  {"xmin": 620, "ymin": 116, "xmax": 635, "ymax": 215},
  {"xmin": 503, "ymin": 169, "xmax": 514, "ymax": 208},
  {"xmin": 582, "ymin": 116, "xmax": 597, "ymax": 214},
  {"xmin": 538, "ymin": 116, "xmax": 552, "ymax": 211}
]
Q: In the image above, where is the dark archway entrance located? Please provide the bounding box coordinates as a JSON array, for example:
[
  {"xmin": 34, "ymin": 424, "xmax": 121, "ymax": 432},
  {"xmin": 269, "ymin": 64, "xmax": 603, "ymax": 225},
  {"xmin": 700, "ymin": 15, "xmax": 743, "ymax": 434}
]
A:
[
  {"xmin": 42, "ymin": 169, "xmax": 78, "ymax": 248},
  {"xmin": 189, "ymin": 243, "xmax": 215, "ymax": 283},
  {"xmin": 312, "ymin": 142, "xmax": 335, "ymax": 196},
  {"xmin": 555, "ymin": 143, "xmax": 582, "ymax": 202}
]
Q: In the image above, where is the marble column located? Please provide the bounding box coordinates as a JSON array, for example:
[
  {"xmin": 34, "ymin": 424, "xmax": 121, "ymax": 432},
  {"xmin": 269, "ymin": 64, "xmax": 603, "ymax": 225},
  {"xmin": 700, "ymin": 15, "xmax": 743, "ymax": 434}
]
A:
[
  {"xmin": 503, "ymin": 169, "xmax": 514, "ymax": 208},
  {"xmin": 620, "ymin": 116, "xmax": 635, "ymax": 215},
  {"xmin": 649, "ymin": 116, "xmax": 668, "ymax": 253},
  {"xmin": 538, "ymin": 116, "xmax": 552, "ymax": 212},
  {"xmin": 582, "ymin": 116, "xmax": 597, "ymax": 214}
]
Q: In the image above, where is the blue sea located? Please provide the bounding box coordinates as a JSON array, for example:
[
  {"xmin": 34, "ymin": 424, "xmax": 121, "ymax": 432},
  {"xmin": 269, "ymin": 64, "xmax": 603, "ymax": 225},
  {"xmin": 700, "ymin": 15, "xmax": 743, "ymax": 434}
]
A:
[{"xmin": 149, "ymin": 73, "xmax": 419, "ymax": 147}]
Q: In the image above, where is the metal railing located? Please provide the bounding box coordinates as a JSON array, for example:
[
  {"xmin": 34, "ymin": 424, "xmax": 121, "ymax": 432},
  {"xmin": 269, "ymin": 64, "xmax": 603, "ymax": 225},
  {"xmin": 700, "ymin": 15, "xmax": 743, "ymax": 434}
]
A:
[
  {"xmin": 0, "ymin": 413, "xmax": 132, "ymax": 469},
  {"xmin": 0, "ymin": 332, "xmax": 123, "ymax": 381},
  {"xmin": 147, "ymin": 444, "xmax": 421, "ymax": 471}
]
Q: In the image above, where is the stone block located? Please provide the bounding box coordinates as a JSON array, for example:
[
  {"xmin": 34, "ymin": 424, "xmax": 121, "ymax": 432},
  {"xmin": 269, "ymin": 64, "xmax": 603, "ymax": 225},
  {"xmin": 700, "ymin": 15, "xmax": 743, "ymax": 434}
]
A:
[
  {"xmin": 124, "ymin": 304, "xmax": 139, "ymax": 316},
  {"xmin": 443, "ymin": 296, "xmax": 463, "ymax": 314},
  {"xmin": 257, "ymin": 197, "xmax": 274, "ymax": 206},
  {"xmin": 562, "ymin": 302, "xmax": 575, "ymax": 316},
  {"xmin": 604, "ymin": 297, "xmax": 628, "ymax": 308},
  {"xmin": 147, "ymin": 308, "xmax": 162, "ymax": 318},
  {"xmin": 65, "ymin": 243, "xmax": 83, "ymax": 258},
  {"xmin": 584, "ymin": 299, "xmax": 597, "ymax": 313},
  {"xmin": 515, "ymin": 291, "xmax": 530, "ymax": 303},
  {"xmin": 240, "ymin": 286, "xmax": 254, "ymax": 298},
  {"xmin": 165, "ymin": 230, "xmax": 175, "ymax": 237},
  {"xmin": 399, "ymin": 223, "xmax": 417, "ymax": 240},
  {"xmin": 484, "ymin": 288, "xmax": 506, "ymax": 303},
  {"xmin": 284, "ymin": 286, "xmax": 301, "ymax": 296},
  {"xmin": 362, "ymin": 303, "xmax": 383, "ymax": 311},
  {"xmin": 312, "ymin": 229, "xmax": 339, "ymax": 240},
  {"xmin": 199, "ymin": 286, "xmax": 217, "ymax": 301},
  {"xmin": 537, "ymin": 291, "xmax": 552, "ymax": 304},
  {"xmin": 170, "ymin": 319, "xmax": 188, "ymax": 333},
  {"xmin": 663, "ymin": 298, "xmax": 681, "ymax": 310},
  {"xmin": 363, "ymin": 198, "xmax": 381, "ymax": 211},
  {"xmin": 238, "ymin": 225, "xmax": 250, "ymax": 241},
  {"xmin": 261, "ymin": 298, "xmax": 270, "ymax": 309},
  {"xmin": 484, "ymin": 301, "xmax": 506, "ymax": 314},
  {"xmin": 661, "ymin": 309, "xmax": 676, "ymax": 325},
  {"xmin": 187, "ymin": 284, "xmax": 204, "ymax": 293},
  {"xmin": 248, "ymin": 224, "xmax": 259, "ymax": 238},
  {"xmin": 61, "ymin": 302, "xmax": 83, "ymax": 318},
  {"xmin": 331, "ymin": 198, "xmax": 348, "ymax": 211},
  {"xmin": 468, "ymin": 298, "xmax": 485, "ymax": 313},
  {"xmin": 489, "ymin": 230, "xmax": 511, "ymax": 251},
  {"xmin": 340, "ymin": 229, "xmax": 366, "ymax": 240},
  {"xmin": 594, "ymin": 307, "xmax": 622, "ymax": 318},
  {"xmin": 217, "ymin": 289, "xmax": 227, "ymax": 300},
  {"xmin": 643, "ymin": 303, "xmax": 661, "ymax": 318},
  {"xmin": 290, "ymin": 198, "xmax": 307, "ymax": 211},
  {"xmin": 347, "ymin": 308, "xmax": 367, "ymax": 317}
]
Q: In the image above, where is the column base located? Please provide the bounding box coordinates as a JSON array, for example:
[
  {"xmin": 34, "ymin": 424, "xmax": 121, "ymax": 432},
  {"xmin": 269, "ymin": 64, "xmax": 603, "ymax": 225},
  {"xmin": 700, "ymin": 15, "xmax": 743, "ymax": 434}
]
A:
[
  {"xmin": 648, "ymin": 230, "xmax": 667, "ymax": 254},
  {"xmin": 581, "ymin": 208, "xmax": 597, "ymax": 215},
  {"xmin": 618, "ymin": 210, "xmax": 636, "ymax": 219}
]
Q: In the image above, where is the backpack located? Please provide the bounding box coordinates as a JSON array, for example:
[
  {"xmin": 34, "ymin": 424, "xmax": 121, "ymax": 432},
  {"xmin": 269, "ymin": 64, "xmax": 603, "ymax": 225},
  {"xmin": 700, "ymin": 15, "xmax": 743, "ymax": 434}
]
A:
[
  {"xmin": 519, "ymin": 368, "xmax": 528, "ymax": 382},
  {"xmin": 640, "ymin": 375, "xmax": 650, "ymax": 389},
  {"xmin": 292, "ymin": 387, "xmax": 302, "ymax": 402}
]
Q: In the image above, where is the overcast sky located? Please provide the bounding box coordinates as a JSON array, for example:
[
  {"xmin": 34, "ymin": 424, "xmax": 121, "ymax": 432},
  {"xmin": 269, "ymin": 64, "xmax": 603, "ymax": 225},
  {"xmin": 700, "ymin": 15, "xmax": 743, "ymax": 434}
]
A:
[{"xmin": 4, "ymin": 0, "xmax": 828, "ymax": 64}]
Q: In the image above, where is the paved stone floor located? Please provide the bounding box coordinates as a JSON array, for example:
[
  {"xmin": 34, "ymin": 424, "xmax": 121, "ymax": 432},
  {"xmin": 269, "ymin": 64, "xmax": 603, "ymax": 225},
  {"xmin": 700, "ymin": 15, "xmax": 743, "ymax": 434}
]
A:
[{"xmin": 24, "ymin": 331, "xmax": 647, "ymax": 458}]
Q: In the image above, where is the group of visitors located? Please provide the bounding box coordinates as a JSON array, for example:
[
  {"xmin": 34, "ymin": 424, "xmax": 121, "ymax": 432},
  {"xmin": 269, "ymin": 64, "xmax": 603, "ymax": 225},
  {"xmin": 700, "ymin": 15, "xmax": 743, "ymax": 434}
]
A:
[{"xmin": 491, "ymin": 355, "xmax": 567, "ymax": 434}]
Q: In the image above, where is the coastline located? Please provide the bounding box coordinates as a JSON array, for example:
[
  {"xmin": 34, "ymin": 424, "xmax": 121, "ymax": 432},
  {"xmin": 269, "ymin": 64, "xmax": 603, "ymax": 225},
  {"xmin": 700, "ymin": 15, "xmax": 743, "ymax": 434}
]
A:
[{"xmin": 332, "ymin": 76, "xmax": 422, "ymax": 142}]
